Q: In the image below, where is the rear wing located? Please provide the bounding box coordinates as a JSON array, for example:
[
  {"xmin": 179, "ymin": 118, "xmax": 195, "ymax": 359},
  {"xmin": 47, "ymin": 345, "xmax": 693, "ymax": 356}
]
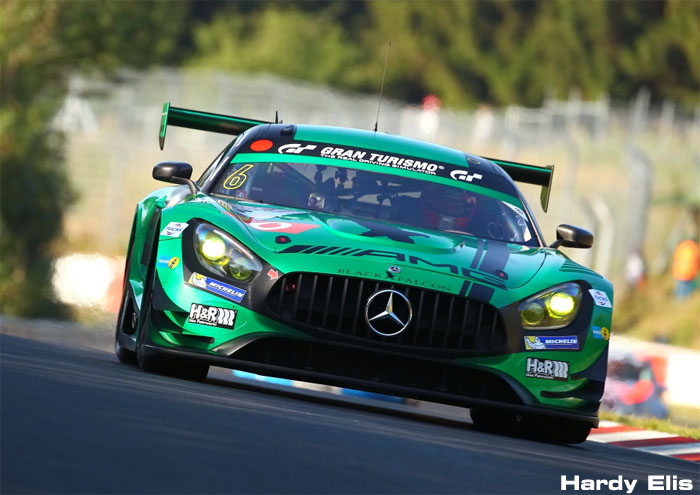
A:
[
  {"xmin": 159, "ymin": 102, "xmax": 270, "ymax": 150},
  {"xmin": 483, "ymin": 157, "xmax": 554, "ymax": 212}
]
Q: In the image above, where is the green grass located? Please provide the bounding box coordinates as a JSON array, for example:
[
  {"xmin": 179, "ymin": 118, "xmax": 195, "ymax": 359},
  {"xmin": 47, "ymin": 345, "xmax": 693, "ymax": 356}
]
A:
[
  {"xmin": 613, "ymin": 275, "xmax": 700, "ymax": 350},
  {"xmin": 600, "ymin": 410, "xmax": 700, "ymax": 439}
]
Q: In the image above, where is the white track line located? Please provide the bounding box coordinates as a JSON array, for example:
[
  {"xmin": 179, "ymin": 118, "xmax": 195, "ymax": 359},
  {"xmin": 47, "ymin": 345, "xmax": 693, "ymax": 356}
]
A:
[{"xmin": 588, "ymin": 430, "xmax": 676, "ymax": 443}]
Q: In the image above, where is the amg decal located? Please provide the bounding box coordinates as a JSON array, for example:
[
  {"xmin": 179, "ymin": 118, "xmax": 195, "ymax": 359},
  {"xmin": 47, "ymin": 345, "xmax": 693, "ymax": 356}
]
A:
[{"xmin": 279, "ymin": 245, "xmax": 506, "ymax": 289}]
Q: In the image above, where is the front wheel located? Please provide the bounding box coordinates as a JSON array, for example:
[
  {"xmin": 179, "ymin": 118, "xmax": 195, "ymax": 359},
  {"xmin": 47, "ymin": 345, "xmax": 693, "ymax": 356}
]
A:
[
  {"xmin": 470, "ymin": 407, "xmax": 592, "ymax": 444},
  {"xmin": 135, "ymin": 237, "xmax": 210, "ymax": 382},
  {"xmin": 114, "ymin": 251, "xmax": 137, "ymax": 364}
]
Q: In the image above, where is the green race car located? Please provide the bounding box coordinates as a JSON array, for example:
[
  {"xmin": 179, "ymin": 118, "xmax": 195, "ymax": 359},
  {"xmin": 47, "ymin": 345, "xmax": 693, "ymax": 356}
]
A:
[{"xmin": 115, "ymin": 103, "xmax": 613, "ymax": 444}]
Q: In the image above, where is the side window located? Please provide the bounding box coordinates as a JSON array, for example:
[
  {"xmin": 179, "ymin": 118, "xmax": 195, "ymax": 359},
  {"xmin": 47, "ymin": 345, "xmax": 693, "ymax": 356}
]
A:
[{"xmin": 197, "ymin": 136, "xmax": 240, "ymax": 189}]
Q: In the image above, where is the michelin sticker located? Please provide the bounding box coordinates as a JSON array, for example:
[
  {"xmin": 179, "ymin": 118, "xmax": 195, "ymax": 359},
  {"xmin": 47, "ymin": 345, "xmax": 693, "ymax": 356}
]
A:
[
  {"xmin": 188, "ymin": 303, "xmax": 237, "ymax": 329},
  {"xmin": 589, "ymin": 289, "xmax": 612, "ymax": 308},
  {"xmin": 524, "ymin": 336, "xmax": 579, "ymax": 350},
  {"xmin": 160, "ymin": 222, "xmax": 189, "ymax": 238},
  {"xmin": 525, "ymin": 357, "xmax": 569, "ymax": 381},
  {"xmin": 591, "ymin": 326, "xmax": 610, "ymax": 340},
  {"xmin": 187, "ymin": 272, "xmax": 246, "ymax": 303}
]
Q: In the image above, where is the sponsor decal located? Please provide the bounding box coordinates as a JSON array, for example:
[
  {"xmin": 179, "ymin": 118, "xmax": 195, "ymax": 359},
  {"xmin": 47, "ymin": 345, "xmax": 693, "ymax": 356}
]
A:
[
  {"xmin": 278, "ymin": 143, "xmax": 318, "ymax": 154},
  {"xmin": 160, "ymin": 222, "xmax": 189, "ymax": 238},
  {"xmin": 450, "ymin": 170, "xmax": 483, "ymax": 182},
  {"xmin": 503, "ymin": 202, "xmax": 527, "ymax": 219},
  {"xmin": 237, "ymin": 138, "xmax": 523, "ymax": 195},
  {"xmin": 157, "ymin": 256, "xmax": 180, "ymax": 269},
  {"xmin": 217, "ymin": 199, "xmax": 236, "ymax": 213},
  {"xmin": 591, "ymin": 326, "xmax": 610, "ymax": 340},
  {"xmin": 187, "ymin": 272, "xmax": 246, "ymax": 303},
  {"xmin": 525, "ymin": 357, "xmax": 569, "ymax": 381},
  {"xmin": 249, "ymin": 139, "xmax": 273, "ymax": 152},
  {"xmin": 319, "ymin": 146, "xmax": 441, "ymax": 174},
  {"xmin": 188, "ymin": 303, "xmax": 237, "ymax": 329},
  {"xmin": 337, "ymin": 268, "xmax": 452, "ymax": 292},
  {"xmin": 267, "ymin": 269, "xmax": 280, "ymax": 281},
  {"xmin": 223, "ymin": 163, "xmax": 254, "ymax": 190},
  {"xmin": 248, "ymin": 221, "xmax": 319, "ymax": 234},
  {"xmin": 589, "ymin": 289, "xmax": 612, "ymax": 308},
  {"xmin": 523, "ymin": 336, "xmax": 579, "ymax": 350}
]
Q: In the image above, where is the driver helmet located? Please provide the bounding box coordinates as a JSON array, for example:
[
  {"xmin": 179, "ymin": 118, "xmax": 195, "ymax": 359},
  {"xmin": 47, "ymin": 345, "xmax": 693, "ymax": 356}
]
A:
[{"xmin": 422, "ymin": 184, "xmax": 477, "ymax": 231}]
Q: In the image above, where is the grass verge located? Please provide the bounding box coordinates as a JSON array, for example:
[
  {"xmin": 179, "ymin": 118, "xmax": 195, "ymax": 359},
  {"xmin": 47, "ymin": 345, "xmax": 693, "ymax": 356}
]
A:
[{"xmin": 599, "ymin": 410, "xmax": 700, "ymax": 439}]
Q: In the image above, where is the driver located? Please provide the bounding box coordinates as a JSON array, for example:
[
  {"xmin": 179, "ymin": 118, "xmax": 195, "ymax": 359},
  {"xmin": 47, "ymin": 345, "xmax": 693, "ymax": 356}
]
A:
[{"xmin": 421, "ymin": 184, "xmax": 477, "ymax": 232}]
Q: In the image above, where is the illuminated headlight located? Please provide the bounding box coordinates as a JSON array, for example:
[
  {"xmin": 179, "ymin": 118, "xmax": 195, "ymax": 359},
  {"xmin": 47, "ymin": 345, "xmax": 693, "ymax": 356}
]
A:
[
  {"xmin": 193, "ymin": 224, "xmax": 262, "ymax": 282},
  {"xmin": 518, "ymin": 282, "xmax": 582, "ymax": 330}
]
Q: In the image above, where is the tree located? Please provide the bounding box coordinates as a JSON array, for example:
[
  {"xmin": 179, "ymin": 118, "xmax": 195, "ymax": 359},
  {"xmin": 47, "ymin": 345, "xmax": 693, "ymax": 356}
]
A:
[{"xmin": 0, "ymin": 0, "xmax": 189, "ymax": 317}]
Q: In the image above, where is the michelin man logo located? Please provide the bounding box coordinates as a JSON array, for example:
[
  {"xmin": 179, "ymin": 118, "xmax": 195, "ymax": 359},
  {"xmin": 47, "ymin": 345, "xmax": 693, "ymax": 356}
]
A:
[
  {"xmin": 524, "ymin": 336, "xmax": 547, "ymax": 350},
  {"xmin": 525, "ymin": 357, "xmax": 569, "ymax": 381},
  {"xmin": 278, "ymin": 143, "xmax": 317, "ymax": 154}
]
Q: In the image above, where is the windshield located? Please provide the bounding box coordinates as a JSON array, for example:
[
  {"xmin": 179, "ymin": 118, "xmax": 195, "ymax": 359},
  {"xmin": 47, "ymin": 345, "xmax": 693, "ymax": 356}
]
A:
[{"xmin": 212, "ymin": 161, "xmax": 537, "ymax": 245}]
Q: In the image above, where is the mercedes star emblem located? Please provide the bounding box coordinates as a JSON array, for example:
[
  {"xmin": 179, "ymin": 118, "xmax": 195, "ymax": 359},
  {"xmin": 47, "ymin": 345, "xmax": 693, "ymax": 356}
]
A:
[{"xmin": 365, "ymin": 289, "xmax": 413, "ymax": 337}]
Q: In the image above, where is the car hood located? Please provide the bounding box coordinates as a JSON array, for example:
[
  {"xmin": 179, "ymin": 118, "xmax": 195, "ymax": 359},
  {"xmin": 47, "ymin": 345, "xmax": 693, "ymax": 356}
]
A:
[{"xmin": 182, "ymin": 197, "xmax": 548, "ymax": 291}]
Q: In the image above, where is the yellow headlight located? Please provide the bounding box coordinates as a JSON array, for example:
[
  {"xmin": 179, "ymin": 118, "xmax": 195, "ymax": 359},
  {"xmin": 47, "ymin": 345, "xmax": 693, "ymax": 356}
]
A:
[
  {"xmin": 547, "ymin": 292, "xmax": 576, "ymax": 317},
  {"xmin": 520, "ymin": 302, "xmax": 545, "ymax": 326},
  {"xmin": 201, "ymin": 235, "xmax": 227, "ymax": 261}
]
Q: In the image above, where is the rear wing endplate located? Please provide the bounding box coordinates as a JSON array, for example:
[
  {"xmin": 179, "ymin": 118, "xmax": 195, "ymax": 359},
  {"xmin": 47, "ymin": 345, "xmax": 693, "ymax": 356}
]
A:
[
  {"xmin": 484, "ymin": 157, "xmax": 554, "ymax": 212},
  {"xmin": 159, "ymin": 102, "xmax": 270, "ymax": 150}
]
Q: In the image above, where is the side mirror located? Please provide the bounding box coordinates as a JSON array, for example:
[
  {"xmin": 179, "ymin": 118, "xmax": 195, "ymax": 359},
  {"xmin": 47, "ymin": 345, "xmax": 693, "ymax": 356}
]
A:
[
  {"xmin": 153, "ymin": 162, "xmax": 198, "ymax": 195},
  {"xmin": 549, "ymin": 224, "xmax": 594, "ymax": 249}
]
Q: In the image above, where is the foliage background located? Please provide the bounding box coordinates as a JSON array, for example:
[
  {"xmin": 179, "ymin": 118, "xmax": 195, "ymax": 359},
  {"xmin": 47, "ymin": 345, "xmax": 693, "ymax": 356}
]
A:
[{"xmin": 1, "ymin": 0, "xmax": 698, "ymax": 319}]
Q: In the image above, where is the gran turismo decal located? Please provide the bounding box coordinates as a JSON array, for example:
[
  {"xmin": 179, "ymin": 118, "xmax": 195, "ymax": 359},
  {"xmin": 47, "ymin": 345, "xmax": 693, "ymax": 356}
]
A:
[
  {"xmin": 337, "ymin": 268, "xmax": 452, "ymax": 292},
  {"xmin": 187, "ymin": 272, "xmax": 246, "ymax": 303},
  {"xmin": 160, "ymin": 222, "xmax": 189, "ymax": 238},
  {"xmin": 278, "ymin": 143, "xmax": 318, "ymax": 154},
  {"xmin": 280, "ymin": 244, "xmax": 507, "ymax": 289},
  {"xmin": 589, "ymin": 289, "xmax": 612, "ymax": 308},
  {"xmin": 319, "ymin": 146, "xmax": 441, "ymax": 174},
  {"xmin": 243, "ymin": 138, "xmax": 511, "ymax": 192},
  {"xmin": 188, "ymin": 303, "xmax": 237, "ymax": 329},
  {"xmin": 523, "ymin": 336, "xmax": 579, "ymax": 351},
  {"xmin": 591, "ymin": 326, "xmax": 610, "ymax": 340},
  {"xmin": 525, "ymin": 358, "xmax": 569, "ymax": 381},
  {"xmin": 450, "ymin": 170, "xmax": 483, "ymax": 182}
]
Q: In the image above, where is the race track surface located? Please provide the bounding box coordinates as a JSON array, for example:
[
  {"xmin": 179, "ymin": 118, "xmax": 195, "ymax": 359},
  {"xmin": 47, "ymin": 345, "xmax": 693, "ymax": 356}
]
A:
[{"xmin": 1, "ymin": 334, "xmax": 698, "ymax": 494}]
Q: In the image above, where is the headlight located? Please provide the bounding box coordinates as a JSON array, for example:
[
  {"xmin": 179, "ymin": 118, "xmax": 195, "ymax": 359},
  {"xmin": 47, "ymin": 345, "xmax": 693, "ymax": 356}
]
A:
[
  {"xmin": 518, "ymin": 282, "xmax": 582, "ymax": 330},
  {"xmin": 193, "ymin": 223, "xmax": 262, "ymax": 282}
]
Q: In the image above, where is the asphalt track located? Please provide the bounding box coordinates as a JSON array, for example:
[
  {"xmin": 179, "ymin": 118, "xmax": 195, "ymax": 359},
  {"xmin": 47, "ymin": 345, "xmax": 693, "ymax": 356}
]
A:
[{"xmin": 1, "ymin": 333, "xmax": 698, "ymax": 494}]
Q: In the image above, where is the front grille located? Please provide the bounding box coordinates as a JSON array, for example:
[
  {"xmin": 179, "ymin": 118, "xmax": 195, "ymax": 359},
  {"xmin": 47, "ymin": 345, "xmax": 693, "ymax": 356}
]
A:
[{"xmin": 266, "ymin": 273, "xmax": 507, "ymax": 353}]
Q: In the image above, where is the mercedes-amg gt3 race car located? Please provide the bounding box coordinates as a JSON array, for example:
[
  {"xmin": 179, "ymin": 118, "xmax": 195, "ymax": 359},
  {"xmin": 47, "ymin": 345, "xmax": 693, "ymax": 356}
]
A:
[{"xmin": 115, "ymin": 103, "xmax": 613, "ymax": 444}]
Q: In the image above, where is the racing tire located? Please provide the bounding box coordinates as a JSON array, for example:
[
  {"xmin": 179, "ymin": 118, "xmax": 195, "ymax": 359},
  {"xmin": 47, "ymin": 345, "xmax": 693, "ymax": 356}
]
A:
[
  {"xmin": 469, "ymin": 407, "xmax": 520, "ymax": 435},
  {"xmin": 114, "ymin": 240, "xmax": 138, "ymax": 365},
  {"xmin": 135, "ymin": 231, "xmax": 210, "ymax": 382},
  {"xmin": 520, "ymin": 415, "xmax": 592, "ymax": 445}
]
